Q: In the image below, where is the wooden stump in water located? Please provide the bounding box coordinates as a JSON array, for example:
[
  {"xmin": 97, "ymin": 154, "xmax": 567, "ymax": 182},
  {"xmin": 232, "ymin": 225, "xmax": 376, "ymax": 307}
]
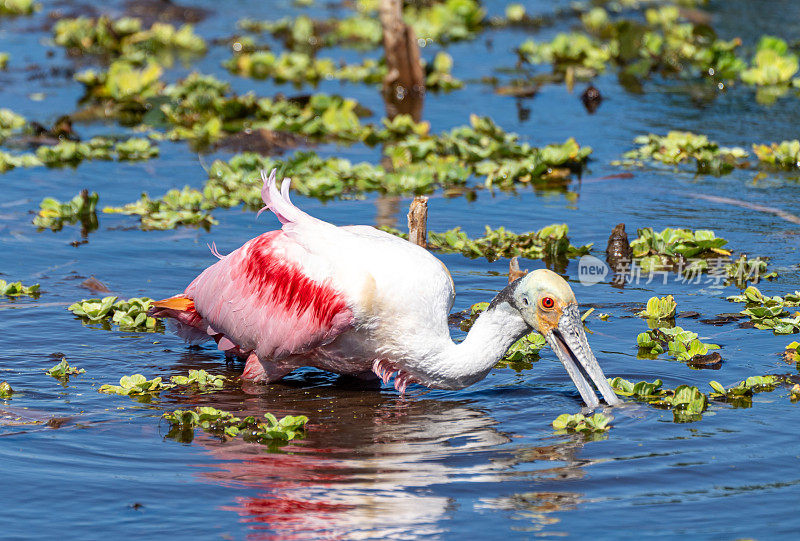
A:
[
  {"xmin": 407, "ymin": 196, "xmax": 428, "ymax": 248},
  {"xmin": 379, "ymin": 0, "xmax": 425, "ymax": 120}
]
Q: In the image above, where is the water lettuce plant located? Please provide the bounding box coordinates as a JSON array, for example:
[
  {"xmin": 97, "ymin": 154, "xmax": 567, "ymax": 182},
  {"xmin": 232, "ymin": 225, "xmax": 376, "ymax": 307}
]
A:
[
  {"xmin": 785, "ymin": 341, "xmax": 800, "ymax": 364},
  {"xmin": 0, "ymin": 381, "xmax": 12, "ymax": 398},
  {"xmin": 163, "ymin": 406, "xmax": 308, "ymax": 443},
  {"xmin": 618, "ymin": 131, "xmax": 748, "ymax": 174},
  {"xmin": 103, "ymin": 187, "xmax": 218, "ymax": 230},
  {"xmin": 169, "ymin": 370, "xmax": 226, "ymax": 392},
  {"xmin": 242, "ymin": 0, "xmax": 484, "ymax": 48},
  {"xmin": 637, "ymin": 326, "xmax": 720, "ymax": 362},
  {"xmin": 752, "ymin": 139, "xmax": 800, "ymax": 169},
  {"xmin": 726, "ymin": 285, "xmax": 800, "ymax": 334},
  {"xmin": 0, "ymin": 0, "xmax": 39, "ymax": 16},
  {"xmin": 631, "ymin": 226, "xmax": 727, "ymax": 260},
  {"xmin": 68, "ymin": 296, "xmax": 161, "ymax": 331},
  {"xmin": 636, "ymin": 295, "xmax": 677, "ymax": 320},
  {"xmin": 33, "ymin": 190, "xmax": 98, "ymax": 232},
  {"xmin": 99, "ymin": 374, "xmax": 174, "ymax": 396},
  {"xmin": 0, "ymin": 108, "xmax": 25, "ymax": 141},
  {"xmin": 552, "ymin": 413, "xmax": 611, "ymax": 433},
  {"xmin": 609, "ymin": 377, "xmax": 708, "ymax": 421},
  {"xmin": 53, "ymin": 16, "xmax": 206, "ymax": 63},
  {"xmin": 426, "ymin": 224, "xmax": 591, "ymax": 262},
  {"xmin": 708, "ymin": 375, "xmax": 782, "ymax": 400},
  {"xmin": 740, "ymin": 36, "xmax": 799, "ymax": 87},
  {"xmin": 0, "ymin": 279, "xmax": 39, "ymax": 297},
  {"xmin": 516, "ymin": 5, "xmax": 744, "ymax": 87},
  {"xmin": 46, "ymin": 358, "xmax": 85, "ymax": 380}
]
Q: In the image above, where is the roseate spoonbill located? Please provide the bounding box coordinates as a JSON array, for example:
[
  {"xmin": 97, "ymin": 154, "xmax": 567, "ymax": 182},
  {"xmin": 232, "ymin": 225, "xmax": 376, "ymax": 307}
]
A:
[{"xmin": 152, "ymin": 170, "xmax": 620, "ymax": 407}]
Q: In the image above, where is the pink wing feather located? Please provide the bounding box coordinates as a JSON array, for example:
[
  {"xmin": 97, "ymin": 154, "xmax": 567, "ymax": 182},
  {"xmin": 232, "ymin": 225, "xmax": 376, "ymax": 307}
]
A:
[{"xmin": 154, "ymin": 170, "xmax": 354, "ymax": 362}]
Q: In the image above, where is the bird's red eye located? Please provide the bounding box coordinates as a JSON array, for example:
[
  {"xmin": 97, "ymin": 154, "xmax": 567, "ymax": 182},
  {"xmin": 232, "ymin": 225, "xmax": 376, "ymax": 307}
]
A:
[{"xmin": 541, "ymin": 297, "xmax": 555, "ymax": 309}]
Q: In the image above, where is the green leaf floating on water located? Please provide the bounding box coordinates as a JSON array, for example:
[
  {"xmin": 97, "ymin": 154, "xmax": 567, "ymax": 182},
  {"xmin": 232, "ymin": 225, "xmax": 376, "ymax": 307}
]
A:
[
  {"xmin": 99, "ymin": 374, "xmax": 175, "ymax": 396},
  {"xmin": 0, "ymin": 0, "xmax": 39, "ymax": 16},
  {"xmin": 68, "ymin": 296, "xmax": 161, "ymax": 332},
  {"xmin": 163, "ymin": 406, "xmax": 308, "ymax": 443},
  {"xmin": 726, "ymin": 285, "xmax": 800, "ymax": 335},
  {"xmin": 636, "ymin": 295, "xmax": 677, "ymax": 321},
  {"xmin": 708, "ymin": 375, "xmax": 783, "ymax": 399},
  {"xmin": 170, "ymin": 370, "xmax": 226, "ymax": 392},
  {"xmin": 46, "ymin": 358, "xmax": 85, "ymax": 379},
  {"xmin": 609, "ymin": 377, "xmax": 708, "ymax": 422},
  {"xmin": 552, "ymin": 412, "xmax": 611, "ymax": 433},
  {"xmin": 637, "ymin": 326, "xmax": 720, "ymax": 362},
  {"xmin": 0, "ymin": 381, "xmax": 12, "ymax": 399},
  {"xmin": 0, "ymin": 279, "xmax": 39, "ymax": 297},
  {"xmin": 33, "ymin": 190, "xmax": 98, "ymax": 231}
]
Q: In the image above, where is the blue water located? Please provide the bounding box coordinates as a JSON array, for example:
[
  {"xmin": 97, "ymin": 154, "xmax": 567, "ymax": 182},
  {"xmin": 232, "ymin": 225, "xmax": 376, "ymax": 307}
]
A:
[{"xmin": 2, "ymin": 0, "xmax": 800, "ymax": 539}]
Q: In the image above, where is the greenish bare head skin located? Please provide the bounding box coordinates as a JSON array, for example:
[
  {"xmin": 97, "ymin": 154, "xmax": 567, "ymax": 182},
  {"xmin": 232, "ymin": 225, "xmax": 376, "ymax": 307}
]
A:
[{"xmin": 511, "ymin": 269, "xmax": 577, "ymax": 335}]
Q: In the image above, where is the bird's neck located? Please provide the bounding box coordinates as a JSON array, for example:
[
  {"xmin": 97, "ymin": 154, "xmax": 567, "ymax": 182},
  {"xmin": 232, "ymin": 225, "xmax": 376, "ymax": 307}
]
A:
[{"xmin": 427, "ymin": 303, "xmax": 531, "ymax": 389}]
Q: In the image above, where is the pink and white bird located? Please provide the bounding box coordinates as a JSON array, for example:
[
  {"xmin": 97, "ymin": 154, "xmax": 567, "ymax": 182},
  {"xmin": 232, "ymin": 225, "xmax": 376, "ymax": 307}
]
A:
[{"xmin": 152, "ymin": 170, "xmax": 620, "ymax": 407}]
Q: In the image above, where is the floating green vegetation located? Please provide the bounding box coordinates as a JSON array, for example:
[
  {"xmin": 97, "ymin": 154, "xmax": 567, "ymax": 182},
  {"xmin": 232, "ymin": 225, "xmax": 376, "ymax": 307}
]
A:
[
  {"xmin": 169, "ymin": 370, "xmax": 227, "ymax": 392},
  {"xmin": 388, "ymin": 116, "xmax": 592, "ymax": 187},
  {"xmin": 552, "ymin": 412, "xmax": 611, "ymax": 433},
  {"xmin": 609, "ymin": 377, "xmax": 707, "ymax": 421},
  {"xmin": 33, "ymin": 190, "xmax": 98, "ymax": 232},
  {"xmin": 740, "ymin": 36, "xmax": 799, "ymax": 87},
  {"xmin": 752, "ymin": 139, "xmax": 800, "ymax": 169},
  {"xmin": 0, "ymin": 279, "xmax": 39, "ymax": 297},
  {"xmin": 99, "ymin": 374, "xmax": 174, "ymax": 396},
  {"xmin": 726, "ymin": 285, "xmax": 800, "ymax": 334},
  {"xmin": 242, "ymin": 0, "xmax": 484, "ymax": 49},
  {"xmin": 637, "ymin": 326, "xmax": 720, "ymax": 362},
  {"xmin": 0, "ymin": 108, "xmax": 27, "ymax": 141},
  {"xmin": 425, "ymin": 224, "xmax": 591, "ymax": 262},
  {"xmin": 67, "ymin": 296, "xmax": 161, "ymax": 331},
  {"xmin": 1, "ymin": 137, "xmax": 159, "ymax": 174},
  {"xmin": 631, "ymin": 226, "xmax": 727, "ymax": 263},
  {"xmin": 107, "ymin": 118, "xmax": 591, "ymax": 229},
  {"xmin": 103, "ymin": 186, "xmax": 218, "ymax": 230},
  {"xmin": 224, "ymin": 49, "xmax": 462, "ymax": 91},
  {"xmin": 0, "ymin": 0, "xmax": 39, "ymax": 16},
  {"xmin": 163, "ymin": 407, "xmax": 308, "ymax": 443},
  {"xmin": 617, "ymin": 131, "xmax": 748, "ymax": 174},
  {"xmin": 77, "ymin": 67, "xmax": 375, "ymax": 144},
  {"xmin": 708, "ymin": 375, "xmax": 782, "ymax": 405},
  {"xmin": 517, "ymin": 5, "xmax": 743, "ymax": 86},
  {"xmin": 46, "ymin": 358, "xmax": 85, "ymax": 380},
  {"xmin": 53, "ymin": 16, "xmax": 206, "ymax": 63},
  {"xmin": 0, "ymin": 52, "xmax": 7, "ymax": 70},
  {"xmin": 636, "ymin": 295, "xmax": 677, "ymax": 321},
  {"xmin": 0, "ymin": 381, "xmax": 12, "ymax": 398}
]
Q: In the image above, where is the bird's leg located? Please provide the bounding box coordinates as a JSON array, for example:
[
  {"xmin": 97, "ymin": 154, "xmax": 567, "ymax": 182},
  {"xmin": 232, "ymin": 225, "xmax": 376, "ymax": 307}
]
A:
[
  {"xmin": 242, "ymin": 352, "xmax": 293, "ymax": 383},
  {"xmin": 394, "ymin": 371, "xmax": 417, "ymax": 395},
  {"xmin": 372, "ymin": 359, "xmax": 398, "ymax": 385}
]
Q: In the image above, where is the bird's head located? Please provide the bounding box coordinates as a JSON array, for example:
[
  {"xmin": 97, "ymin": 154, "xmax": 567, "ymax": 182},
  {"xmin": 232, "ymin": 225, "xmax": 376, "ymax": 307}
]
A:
[{"xmin": 507, "ymin": 269, "xmax": 620, "ymax": 408}]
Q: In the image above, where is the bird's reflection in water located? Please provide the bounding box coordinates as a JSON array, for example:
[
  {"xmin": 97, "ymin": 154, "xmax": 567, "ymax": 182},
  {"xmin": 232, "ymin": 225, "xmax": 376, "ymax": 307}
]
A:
[{"xmin": 168, "ymin": 353, "xmax": 591, "ymax": 539}]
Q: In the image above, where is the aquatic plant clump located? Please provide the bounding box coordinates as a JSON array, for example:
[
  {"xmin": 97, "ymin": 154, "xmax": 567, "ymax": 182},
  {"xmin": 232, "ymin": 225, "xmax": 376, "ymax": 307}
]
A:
[
  {"xmin": 637, "ymin": 326, "xmax": 720, "ymax": 362},
  {"xmin": 99, "ymin": 374, "xmax": 174, "ymax": 396},
  {"xmin": 636, "ymin": 295, "xmax": 677, "ymax": 320},
  {"xmin": 0, "ymin": 279, "xmax": 39, "ymax": 297},
  {"xmin": 46, "ymin": 358, "xmax": 85, "ymax": 380},
  {"xmin": 617, "ymin": 131, "xmax": 748, "ymax": 174},
  {"xmin": 169, "ymin": 370, "xmax": 227, "ymax": 392},
  {"xmin": 0, "ymin": 0, "xmax": 39, "ymax": 16},
  {"xmin": 53, "ymin": 16, "xmax": 206, "ymax": 62},
  {"xmin": 726, "ymin": 286, "xmax": 800, "ymax": 334},
  {"xmin": 426, "ymin": 224, "xmax": 591, "ymax": 262},
  {"xmin": 0, "ymin": 381, "xmax": 12, "ymax": 398},
  {"xmin": 552, "ymin": 412, "xmax": 611, "ymax": 433},
  {"xmin": 0, "ymin": 108, "xmax": 26, "ymax": 141},
  {"xmin": 68, "ymin": 296, "xmax": 161, "ymax": 331},
  {"xmin": 33, "ymin": 191, "xmax": 98, "ymax": 232},
  {"xmin": 163, "ymin": 407, "xmax": 308, "ymax": 443},
  {"xmin": 608, "ymin": 377, "xmax": 707, "ymax": 422}
]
